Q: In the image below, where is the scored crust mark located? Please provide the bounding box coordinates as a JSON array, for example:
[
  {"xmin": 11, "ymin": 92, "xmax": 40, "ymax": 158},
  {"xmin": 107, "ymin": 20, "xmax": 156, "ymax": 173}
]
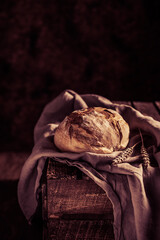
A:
[
  {"xmin": 103, "ymin": 109, "xmax": 122, "ymax": 146},
  {"xmin": 67, "ymin": 108, "xmax": 95, "ymax": 138},
  {"xmin": 74, "ymin": 129, "xmax": 103, "ymax": 147},
  {"xmin": 68, "ymin": 112, "xmax": 83, "ymax": 125},
  {"xmin": 116, "ymin": 121, "xmax": 123, "ymax": 143},
  {"xmin": 103, "ymin": 109, "xmax": 115, "ymax": 119},
  {"xmin": 68, "ymin": 108, "xmax": 104, "ymax": 142},
  {"xmin": 68, "ymin": 108, "xmax": 94, "ymax": 123},
  {"xmin": 69, "ymin": 125, "xmax": 73, "ymax": 139},
  {"xmin": 109, "ymin": 119, "xmax": 123, "ymax": 144}
]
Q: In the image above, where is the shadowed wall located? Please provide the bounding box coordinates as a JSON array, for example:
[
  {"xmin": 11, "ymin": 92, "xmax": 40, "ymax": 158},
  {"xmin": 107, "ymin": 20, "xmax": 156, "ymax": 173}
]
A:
[{"xmin": 0, "ymin": 0, "xmax": 160, "ymax": 151}]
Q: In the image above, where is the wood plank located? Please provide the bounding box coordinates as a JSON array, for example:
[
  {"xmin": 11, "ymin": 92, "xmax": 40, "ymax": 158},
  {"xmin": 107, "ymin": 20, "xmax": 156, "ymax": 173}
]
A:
[
  {"xmin": 132, "ymin": 102, "xmax": 160, "ymax": 121},
  {"xmin": 47, "ymin": 179, "xmax": 113, "ymax": 219},
  {"xmin": 48, "ymin": 219, "xmax": 114, "ymax": 240},
  {"xmin": 47, "ymin": 158, "xmax": 82, "ymax": 180}
]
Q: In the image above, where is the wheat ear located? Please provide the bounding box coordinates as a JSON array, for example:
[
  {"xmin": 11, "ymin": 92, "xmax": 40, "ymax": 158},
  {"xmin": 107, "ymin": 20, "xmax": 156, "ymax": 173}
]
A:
[
  {"xmin": 139, "ymin": 129, "xmax": 150, "ymax": 170},
  {"xmin": 112, "ymin": 142, "xmax": 139, "ymax": 166}
]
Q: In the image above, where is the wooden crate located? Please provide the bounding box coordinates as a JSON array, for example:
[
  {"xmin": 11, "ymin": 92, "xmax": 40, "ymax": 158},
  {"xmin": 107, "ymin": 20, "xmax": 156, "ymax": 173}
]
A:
[
  {"xmin": 42, "ymin": 159, "xmax": 114, "ymax": 240},
  {"xmin": 41, "ymin": 101, "xmax": 160, "ymax": 240}
]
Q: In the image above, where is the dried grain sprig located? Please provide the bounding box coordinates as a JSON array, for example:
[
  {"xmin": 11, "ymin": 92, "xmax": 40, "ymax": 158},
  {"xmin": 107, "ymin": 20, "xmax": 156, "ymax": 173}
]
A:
[
  {"xmin": 112, "ymin": 142, "xmax": 140, "ymax": 166},
  {"xmin": 139, "ymin": 129, "xmax": 150, "ymax": 170}
]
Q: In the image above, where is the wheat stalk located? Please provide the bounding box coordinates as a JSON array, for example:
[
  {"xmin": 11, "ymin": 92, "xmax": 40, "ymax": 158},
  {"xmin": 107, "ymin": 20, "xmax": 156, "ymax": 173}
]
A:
[
  {"xmin": 139, "ymin": 129, "xmax": 150, "ymax": 170},
  {"xmin": 112, "ymin": 142, "xmax": 139, "ymax": 166},
  {"xmin": 112, "ymin": 129, "xmax": 151, "ymax": 169}
]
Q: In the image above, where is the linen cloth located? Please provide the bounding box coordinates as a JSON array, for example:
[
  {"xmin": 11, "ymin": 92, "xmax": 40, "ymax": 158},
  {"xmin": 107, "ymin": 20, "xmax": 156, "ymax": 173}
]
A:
[{"xmin": 18, "ymin": 89, "xmax": 160, "ymax": 240}]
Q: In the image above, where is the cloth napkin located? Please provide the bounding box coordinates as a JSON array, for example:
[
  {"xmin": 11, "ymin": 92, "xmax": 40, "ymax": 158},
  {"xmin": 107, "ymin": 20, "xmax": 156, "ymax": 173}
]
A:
[{"xmin": 18, "ymin": 89, "xmax": 160, "ymax": 240}]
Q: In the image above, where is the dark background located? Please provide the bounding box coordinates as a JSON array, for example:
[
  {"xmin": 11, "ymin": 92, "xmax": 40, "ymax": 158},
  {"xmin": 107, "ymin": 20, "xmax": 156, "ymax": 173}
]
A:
[
  {"xmin": 0, "ymin": 0, "xmax": 160, "ymax": 152},
  {"xmin": 0, "ymin": 1, "xmax": 160, "ymax": 239}
]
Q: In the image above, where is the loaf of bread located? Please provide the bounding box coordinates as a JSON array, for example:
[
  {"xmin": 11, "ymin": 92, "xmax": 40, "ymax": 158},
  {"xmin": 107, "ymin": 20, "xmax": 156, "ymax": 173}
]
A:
[{"xmin": 54, "ymin": 107, "xmax": 130, "ymax": 154}]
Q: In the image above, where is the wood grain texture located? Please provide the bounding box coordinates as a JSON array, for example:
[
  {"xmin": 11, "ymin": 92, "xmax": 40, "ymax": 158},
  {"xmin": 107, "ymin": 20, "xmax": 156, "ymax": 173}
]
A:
[
  {"xmin": 48, "ymin": 219, "xmax": 114, "ymax": 240},
  {"xmin": 47, "ymin": 159, "xmax": 79, "ymax": 180},
  {"xmin": 47, "ymin": 179, "xmax": 113, "ymax": 219}
]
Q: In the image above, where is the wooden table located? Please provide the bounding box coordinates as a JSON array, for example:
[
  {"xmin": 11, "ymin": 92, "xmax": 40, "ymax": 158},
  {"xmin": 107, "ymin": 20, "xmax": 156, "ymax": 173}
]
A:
[{"xmin": 41, "ymin": 101, "xmax": 160, "ymax": 240}]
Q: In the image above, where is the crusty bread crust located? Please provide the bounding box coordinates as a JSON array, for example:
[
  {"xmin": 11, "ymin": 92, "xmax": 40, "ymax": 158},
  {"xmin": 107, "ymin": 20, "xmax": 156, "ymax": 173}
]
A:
[{"xmin": 54, "ymin": 107, "xmax": 130, "ymax": 153}]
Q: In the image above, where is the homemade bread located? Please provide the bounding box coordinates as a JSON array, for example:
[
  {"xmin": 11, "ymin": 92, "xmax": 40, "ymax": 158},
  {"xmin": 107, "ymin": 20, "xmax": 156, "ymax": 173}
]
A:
[{"xmin": 54, "ymin": 107, "xmax": 130, "ymax": 154}]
